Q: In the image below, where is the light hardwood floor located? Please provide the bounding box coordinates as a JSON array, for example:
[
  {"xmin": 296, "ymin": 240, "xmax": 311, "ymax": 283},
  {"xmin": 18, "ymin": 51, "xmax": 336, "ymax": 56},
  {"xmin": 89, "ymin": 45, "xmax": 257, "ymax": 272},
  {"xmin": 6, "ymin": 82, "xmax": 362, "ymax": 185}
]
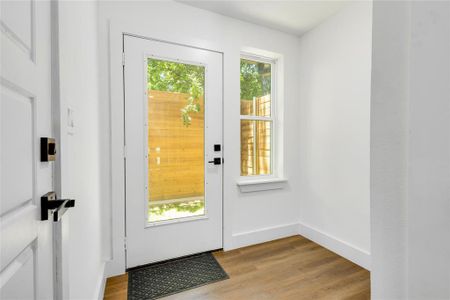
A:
[{"xmin": 103, "ymin": 236, "xmax": 370, "ymax": 300}]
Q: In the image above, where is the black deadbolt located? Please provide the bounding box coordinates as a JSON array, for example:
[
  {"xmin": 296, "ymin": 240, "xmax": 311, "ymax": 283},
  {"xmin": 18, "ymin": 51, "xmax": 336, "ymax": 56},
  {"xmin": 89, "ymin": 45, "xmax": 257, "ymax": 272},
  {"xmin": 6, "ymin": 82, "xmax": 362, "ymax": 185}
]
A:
[
  {"xmin": 41, "ymin": 137, "xmax": 56, "ymax": 162},
  {"xmin": 48, "ymin": 142, "xmax": 56, "ymax": 155}
]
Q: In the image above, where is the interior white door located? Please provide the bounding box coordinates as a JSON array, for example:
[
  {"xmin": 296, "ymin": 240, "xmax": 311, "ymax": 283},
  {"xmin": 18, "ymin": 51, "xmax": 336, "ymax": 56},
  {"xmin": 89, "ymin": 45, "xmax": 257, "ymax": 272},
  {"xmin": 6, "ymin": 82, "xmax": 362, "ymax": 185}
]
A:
[
  {"xmin": 124, "ymin": 35, "xmax": 223, "ymax": 268},
  {"xmin": 1, "ymin": 1, "xmax": 55, "ymax": 299}
]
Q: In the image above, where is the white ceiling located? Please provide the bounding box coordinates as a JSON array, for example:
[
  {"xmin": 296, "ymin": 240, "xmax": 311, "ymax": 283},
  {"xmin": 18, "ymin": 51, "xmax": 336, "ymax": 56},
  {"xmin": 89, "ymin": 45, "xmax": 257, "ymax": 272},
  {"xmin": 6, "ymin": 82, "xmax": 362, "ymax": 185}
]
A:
[{"xmin": 177, "ymin": 1, "xmax": 350, "ymax": 37}]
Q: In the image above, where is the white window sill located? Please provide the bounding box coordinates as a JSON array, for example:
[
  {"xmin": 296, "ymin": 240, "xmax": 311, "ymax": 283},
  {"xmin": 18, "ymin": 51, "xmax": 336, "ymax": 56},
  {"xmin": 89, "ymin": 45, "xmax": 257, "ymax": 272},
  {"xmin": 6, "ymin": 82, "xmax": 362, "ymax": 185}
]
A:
[{"xmin": 236, "ymin": 177, "xmax": 288, "ymax": 193}]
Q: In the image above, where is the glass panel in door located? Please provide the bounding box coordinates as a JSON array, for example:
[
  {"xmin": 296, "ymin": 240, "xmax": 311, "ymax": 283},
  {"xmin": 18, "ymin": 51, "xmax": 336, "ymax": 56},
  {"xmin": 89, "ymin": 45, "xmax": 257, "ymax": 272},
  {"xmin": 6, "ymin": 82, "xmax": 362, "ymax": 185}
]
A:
[{"xmin": 147, "ymin": 58, "xmax": 205, "ymax": 223}]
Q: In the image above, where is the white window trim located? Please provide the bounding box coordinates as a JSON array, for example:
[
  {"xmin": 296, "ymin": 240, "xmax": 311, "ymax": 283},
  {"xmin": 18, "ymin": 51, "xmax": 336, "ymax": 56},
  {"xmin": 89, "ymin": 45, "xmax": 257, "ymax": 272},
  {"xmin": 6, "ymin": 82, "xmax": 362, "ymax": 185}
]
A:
[
  {"xmin": 237, "ymin": 177, "xmax": 288, "ymax": 193},
  {"xmin": 237, "ymin": 52, "xmax": 286, "ymax": 192}
]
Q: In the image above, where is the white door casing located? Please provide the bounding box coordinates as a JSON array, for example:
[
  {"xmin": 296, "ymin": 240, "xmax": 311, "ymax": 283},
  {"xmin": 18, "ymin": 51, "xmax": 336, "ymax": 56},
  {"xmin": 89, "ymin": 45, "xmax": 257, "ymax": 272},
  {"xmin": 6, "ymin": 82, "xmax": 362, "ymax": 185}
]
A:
[
  {"xmin": 1, "ymin": 1, "xmax": 55, "ymax": 299},
  {"xmin": 124, "ymin": 35, "xmax": 223, "ymax": 268}
]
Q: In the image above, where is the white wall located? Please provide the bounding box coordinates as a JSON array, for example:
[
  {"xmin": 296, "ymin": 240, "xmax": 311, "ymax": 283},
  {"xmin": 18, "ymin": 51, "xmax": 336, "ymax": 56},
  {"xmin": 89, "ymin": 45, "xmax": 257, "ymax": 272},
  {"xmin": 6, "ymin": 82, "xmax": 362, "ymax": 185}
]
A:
[
  {"xmin": 370, "ymin": 2, "xmax": 409, "ymax": 298},
  {"xmin": 371, "ymin": 1, "xmax": 450, "ymax": 299},
  {"xmin": 98, "ymin": 1, "xmax": 301, "ymax": 275},
  {"xmin": 297, "ymin": 2, "xmax": 372, "ymax": 269},
  {"xmin": 57, "ymin": 1, "xmax": 105, "ymax": 299},
  {"xmin": 407, "ymin": 2, "xmax": 450, "ymax": 297}
]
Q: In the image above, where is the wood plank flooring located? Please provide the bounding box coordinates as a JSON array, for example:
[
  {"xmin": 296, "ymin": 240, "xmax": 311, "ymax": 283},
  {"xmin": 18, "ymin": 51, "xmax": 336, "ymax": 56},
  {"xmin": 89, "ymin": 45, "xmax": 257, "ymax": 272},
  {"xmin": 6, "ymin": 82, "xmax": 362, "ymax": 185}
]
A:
[{"xmin": 103, "ymin": 236, "xmax": 370, "ymax": 300}]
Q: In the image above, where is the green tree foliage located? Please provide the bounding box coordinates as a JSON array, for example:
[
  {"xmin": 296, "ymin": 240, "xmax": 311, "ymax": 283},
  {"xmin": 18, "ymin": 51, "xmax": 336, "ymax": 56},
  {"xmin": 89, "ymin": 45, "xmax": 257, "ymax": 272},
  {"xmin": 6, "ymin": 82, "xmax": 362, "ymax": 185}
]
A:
[
  {"xmin": 148, "ymin": 59, "xmax": 204, "ymax": 126},
  {"xmin": 240, "ymin": 59, "xmax": 271, "ymax": 100},
  {"xmin": 148, "ymin": 58, "xmax": 271, "ymax": 126}
]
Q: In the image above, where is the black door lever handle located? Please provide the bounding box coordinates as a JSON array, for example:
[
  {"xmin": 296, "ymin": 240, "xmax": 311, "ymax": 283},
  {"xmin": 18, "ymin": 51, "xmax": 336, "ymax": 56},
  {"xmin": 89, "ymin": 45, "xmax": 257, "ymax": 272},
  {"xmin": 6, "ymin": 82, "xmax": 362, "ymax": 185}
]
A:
[
  {"xmin": 41, "ymin": 191, "xmax": 75, "ymax": 221},
  {"xmin": 208, "ymin": 158, "xmax": 222, "ymax": 165}
]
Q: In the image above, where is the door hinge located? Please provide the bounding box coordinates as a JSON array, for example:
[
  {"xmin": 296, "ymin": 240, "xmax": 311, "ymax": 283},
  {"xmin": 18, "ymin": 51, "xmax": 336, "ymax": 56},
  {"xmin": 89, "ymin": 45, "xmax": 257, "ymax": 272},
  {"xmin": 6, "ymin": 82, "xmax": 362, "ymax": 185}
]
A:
[
  {"xmin": 124, "ymin": 237, "xmax": 127, "ymax": 249},
  {"xmin": 123, "ymin": 145, "xmax": 127, "ymax": 158},
  {"xmin": 122, "ymin": 52, "xmax": 125, "ymax": 66}
]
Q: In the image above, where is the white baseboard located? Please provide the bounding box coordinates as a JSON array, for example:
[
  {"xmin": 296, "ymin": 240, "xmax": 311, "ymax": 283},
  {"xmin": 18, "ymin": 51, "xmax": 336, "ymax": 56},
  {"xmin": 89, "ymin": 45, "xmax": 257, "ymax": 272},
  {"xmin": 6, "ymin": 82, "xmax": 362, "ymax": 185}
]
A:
[
  {"xmin": 105, "ymin": 259, "xmax": 126, "ymax": 278},
  {"xmin": 298, "ymin": 222, "xmax": 371, "ymax": 270},
  {"xmin": 230, "ymin": 222, "xmax": 300, "ymax": 250},
  {"xmin": 94, "ymin": 262, "xmax": 107, "ymax": 300}
]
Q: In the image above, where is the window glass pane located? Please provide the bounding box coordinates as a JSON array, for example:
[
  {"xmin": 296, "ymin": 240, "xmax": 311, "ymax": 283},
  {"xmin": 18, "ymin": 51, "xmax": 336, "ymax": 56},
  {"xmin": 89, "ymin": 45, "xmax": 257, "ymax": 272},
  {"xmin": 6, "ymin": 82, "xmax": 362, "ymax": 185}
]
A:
[
  {"xmin": 240, "ymin": 120, "xmax": 272, "ymax": 176},
  {"xmin": 147, "ymin": 58, "xmax": 205, "ymax": 223},
  {"xmin": 240, "ymin": 59, "xmax": 271, "ymax": 117}
]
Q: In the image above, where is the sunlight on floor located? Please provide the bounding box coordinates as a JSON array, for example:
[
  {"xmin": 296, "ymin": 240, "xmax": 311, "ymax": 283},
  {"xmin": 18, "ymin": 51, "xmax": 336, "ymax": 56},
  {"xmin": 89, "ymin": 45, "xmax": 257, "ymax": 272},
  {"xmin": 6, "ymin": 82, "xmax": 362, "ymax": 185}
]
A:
[{"xmin": 148, "ymin": 198, "xmax": 205, "ymax": 223}]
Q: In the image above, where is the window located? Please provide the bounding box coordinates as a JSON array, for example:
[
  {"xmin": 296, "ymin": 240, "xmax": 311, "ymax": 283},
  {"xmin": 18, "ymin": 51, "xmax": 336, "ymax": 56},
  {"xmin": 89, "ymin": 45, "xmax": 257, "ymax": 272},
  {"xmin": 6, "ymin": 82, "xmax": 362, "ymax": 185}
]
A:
[
  {"xmin": 147, "ymin": 58, "xmax": 206, "ymax": 223},
  {"xmin": 240, "ymin": 56, "xmax": 274, "ymax": 176}
]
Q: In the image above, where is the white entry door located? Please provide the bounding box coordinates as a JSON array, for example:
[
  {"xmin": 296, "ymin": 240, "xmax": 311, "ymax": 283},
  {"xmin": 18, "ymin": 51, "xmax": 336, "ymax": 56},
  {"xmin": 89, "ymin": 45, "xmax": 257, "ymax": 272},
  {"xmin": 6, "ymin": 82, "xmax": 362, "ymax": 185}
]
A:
[
  {"xmin": 1, "ymin": 1, "xmax": 55, "ymax": 299},
  {"xmin": 124, "ymin": 35, "xmax": 223, "ymax": 268}
]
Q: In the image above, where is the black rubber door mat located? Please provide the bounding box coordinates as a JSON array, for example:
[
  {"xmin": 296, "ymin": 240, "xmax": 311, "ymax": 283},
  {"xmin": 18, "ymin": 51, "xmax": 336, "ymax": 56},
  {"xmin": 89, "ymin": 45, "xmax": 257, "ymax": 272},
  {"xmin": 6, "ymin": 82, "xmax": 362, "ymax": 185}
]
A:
[{"xmin": 128, "ymin": 252, "xmax": 229, "ymax": 300}]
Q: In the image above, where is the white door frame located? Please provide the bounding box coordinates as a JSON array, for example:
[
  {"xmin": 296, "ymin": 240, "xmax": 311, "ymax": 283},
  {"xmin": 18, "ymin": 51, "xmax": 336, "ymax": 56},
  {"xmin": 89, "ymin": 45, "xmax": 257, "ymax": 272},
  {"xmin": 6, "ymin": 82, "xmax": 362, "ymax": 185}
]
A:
[
  {"xmin": 50, "ymin": 1, "xmax": 71, "ymax": 299},
  {"xmin": 107, "ymin": 22, "xmax": 229, "ymax": 276}
]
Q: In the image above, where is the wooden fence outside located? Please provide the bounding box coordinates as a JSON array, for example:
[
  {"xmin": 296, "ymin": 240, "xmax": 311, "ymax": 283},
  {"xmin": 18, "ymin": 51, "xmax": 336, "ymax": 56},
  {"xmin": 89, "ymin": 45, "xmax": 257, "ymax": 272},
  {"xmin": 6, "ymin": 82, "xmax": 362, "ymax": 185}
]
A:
[
  {"xmin": 148, "ymin": 90, "xmax": 271, "ymax": 202},
  {"xmin": 240, "ymin": 95, "xmax": 272, "ymax": 176},
  {"xmin": 148, "ymin": 90, "xmax": 204, "ymax": 201}
]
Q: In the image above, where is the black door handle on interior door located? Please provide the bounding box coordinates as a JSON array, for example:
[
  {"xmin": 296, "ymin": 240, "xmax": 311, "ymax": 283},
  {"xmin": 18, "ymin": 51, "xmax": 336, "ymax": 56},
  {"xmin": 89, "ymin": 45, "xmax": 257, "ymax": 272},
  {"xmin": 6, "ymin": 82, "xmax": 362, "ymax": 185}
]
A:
[
  {"xmin": 208, "ymin": 158, "xmax": 222, "ymax": 165},
  {"xmin": 41, "ymin": 191, "xmax": 75, "ymax": 221}
]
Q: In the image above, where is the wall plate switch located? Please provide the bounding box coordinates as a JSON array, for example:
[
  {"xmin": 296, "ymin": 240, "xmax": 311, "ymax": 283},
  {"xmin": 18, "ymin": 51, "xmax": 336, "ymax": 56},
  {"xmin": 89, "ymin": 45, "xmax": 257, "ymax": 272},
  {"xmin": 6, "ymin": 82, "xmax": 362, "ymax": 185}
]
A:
[{"xmin": 67, "ymin": 107, "xmax": 75, "ymax": 135}]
